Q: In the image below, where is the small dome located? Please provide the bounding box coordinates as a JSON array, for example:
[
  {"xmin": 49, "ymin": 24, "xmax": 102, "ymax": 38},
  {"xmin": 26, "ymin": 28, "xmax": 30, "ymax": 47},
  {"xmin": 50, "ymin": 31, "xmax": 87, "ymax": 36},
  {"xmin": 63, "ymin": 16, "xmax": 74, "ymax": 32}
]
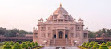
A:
[
  {"xmin": 57, "ymin": 14, "xmax": 64, "ymax": 19},
  {"xmin": 47, "ymin": 15, "xmax": 53, "ymax": 20},
  {"xmin": 40, "ymin": 18, "xmax": 43, "ymax": 21},
  {"xmin": 78, "ymin": 18, "xmax": 83, "ymax": 21},
  {"xmin": 69, "ymin": 15, "xmax": 73, "ymax": 20}
]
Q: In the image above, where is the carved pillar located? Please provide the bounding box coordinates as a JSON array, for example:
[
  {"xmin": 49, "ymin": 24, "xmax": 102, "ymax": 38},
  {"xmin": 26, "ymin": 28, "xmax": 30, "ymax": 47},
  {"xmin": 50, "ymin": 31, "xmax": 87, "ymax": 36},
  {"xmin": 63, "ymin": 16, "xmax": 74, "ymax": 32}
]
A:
[
  {"xmin": 68, "ymin": 30, "xmax": 70, "ymax": 39},
  {"xmin": 51, "ymin": 30, "xmax": 53, "ymax": 39},
  {"xmin": 63, "ymin": 30, "xmax": 65, "ymax": 39},
  {"xmin": 56, "ymin": 29, "xmax": 58, "ymax": 39}
]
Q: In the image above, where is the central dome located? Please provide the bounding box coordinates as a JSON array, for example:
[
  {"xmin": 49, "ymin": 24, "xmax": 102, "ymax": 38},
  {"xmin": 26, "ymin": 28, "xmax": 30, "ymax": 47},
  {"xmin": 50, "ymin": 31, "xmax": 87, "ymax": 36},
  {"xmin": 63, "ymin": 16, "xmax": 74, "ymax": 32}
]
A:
[
  {"xmin": 53, "ymin": 4, "xmax": 68, "ymax": 15},
  {"xmin": 47, "ymin": 4, "xmax": 74, "ymax": 22}
]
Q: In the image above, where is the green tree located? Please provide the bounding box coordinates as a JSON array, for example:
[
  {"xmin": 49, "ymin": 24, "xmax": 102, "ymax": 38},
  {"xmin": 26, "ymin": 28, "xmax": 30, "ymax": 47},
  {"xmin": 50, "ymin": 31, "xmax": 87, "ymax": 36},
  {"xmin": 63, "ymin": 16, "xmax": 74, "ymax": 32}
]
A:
[
  {"xmin": 2, "ymin": 42, "xmax": 12, "ymax": 49},
  {"xmin": 88, "ymin": 31, "xmax": 96, "ymax": 38},
  {"xmin": 107, "ymin": 29, "xmax": 111, "ymax": 37},
  {"xmin": 12, "ymin": 42, "xmax": 22, "ymax": 49},
  {"xmin": 0, "ymin": 27, "xmax": 32, "ymax": 37},
  {"xmin": 19, "ymin": 30, "xmax": 28, "ymax": 37},
  {"xmin": 4, "ymin": 29, "xmax": 19, "ymax": 37},
  {"xmin": 0, "ymin": 27, "xmax": 6, "ymax": 35},
  {"xmin": 96, "ymin": 30, "xmax": 103, "ymax": 37},
  {"xmin": 102, "ymin": 28, "xmax": 106, "ymax": 33}
]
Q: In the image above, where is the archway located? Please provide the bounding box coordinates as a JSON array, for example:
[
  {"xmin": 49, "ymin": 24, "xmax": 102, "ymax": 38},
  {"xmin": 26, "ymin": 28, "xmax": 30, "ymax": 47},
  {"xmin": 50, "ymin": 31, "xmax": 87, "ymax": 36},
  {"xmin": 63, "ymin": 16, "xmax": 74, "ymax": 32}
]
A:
[{"xmin": 58, "ymin": 31, "xmax": 63, "ymax": 39}]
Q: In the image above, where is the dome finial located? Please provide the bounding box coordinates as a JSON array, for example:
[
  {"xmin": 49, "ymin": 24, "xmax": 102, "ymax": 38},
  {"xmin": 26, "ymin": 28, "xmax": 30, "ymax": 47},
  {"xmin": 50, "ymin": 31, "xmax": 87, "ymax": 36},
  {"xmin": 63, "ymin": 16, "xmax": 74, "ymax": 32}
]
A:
[{"xmin": 60, "ymin": 3, "xmax": 62, "ymax": 7}]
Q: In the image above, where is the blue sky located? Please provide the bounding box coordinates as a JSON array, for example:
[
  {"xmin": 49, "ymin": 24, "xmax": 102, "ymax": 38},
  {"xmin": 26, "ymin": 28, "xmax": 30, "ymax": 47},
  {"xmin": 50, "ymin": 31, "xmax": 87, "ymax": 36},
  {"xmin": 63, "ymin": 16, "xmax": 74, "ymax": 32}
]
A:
[{"xmin": 0, "ymin": 0, "xmax": 111, "ymax": 32}]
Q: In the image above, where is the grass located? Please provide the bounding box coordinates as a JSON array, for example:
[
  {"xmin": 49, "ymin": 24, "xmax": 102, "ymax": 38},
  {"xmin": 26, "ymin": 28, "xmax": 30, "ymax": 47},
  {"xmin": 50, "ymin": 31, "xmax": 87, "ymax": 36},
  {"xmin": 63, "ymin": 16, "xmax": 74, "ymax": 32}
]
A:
[
  {"xmin": 0, "ymin": 46, "xmax": 2, "ymax": 49},
  {"xmin": 0, "ymin": 42, "xmax": 4, "ymax": 49}
]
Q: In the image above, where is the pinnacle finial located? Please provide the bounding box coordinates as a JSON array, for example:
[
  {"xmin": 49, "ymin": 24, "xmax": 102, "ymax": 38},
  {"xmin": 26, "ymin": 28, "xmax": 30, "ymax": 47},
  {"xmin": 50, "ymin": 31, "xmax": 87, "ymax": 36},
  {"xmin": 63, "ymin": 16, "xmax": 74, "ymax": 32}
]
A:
[{"xmin": 60, "ymin": 3, "xmax": 62, "ymax": 7}]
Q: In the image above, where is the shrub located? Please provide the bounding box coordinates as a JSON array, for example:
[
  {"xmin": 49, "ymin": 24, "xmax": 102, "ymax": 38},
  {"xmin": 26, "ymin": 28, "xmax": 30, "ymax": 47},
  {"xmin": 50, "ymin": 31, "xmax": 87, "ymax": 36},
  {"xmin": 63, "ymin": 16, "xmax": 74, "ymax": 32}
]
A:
[
  {"xmin": 21, "ymin": 42, "xmax": 28, "ymax": 49},
  {"xmin": 31, "ymin": 42, "xmax": 35, "ymax": 47},
  {"xmin": 10, "ymin": 41, "xmax": 14, "ymax": 46},
  {"xmin": 27, "ymin": 42, "xmax": 32, "ymax": 48},
  {"xmin": 35, "ymin": 42, "xmax": 38, "ymax": 46},
  {"xmin": 0, "ymin": 42, "xmax": 4, "ymax": 46},
  {"xmin": 106, "ymin": 42, "xmax": 111, "ymax": 46},
  {"xmin": 93, "ymin": 42, "xmax": 99, "ymax": 49},
  {"xmin": 4, "ymin": 41, "xmax": 8, "ymax": 45},
  {"xmin": 85, "ymin": 42, "xmax": 89, "ymax": 48},
  {"xmin": 109, "ymin": 46, "xmax": 111, "ymax": 49},
  {"xmin": 99, "ymin": 43, "xmax": 108, "ymax": 49},
  {"xmin": 88, "ymin": 42, "xmax": 94, "ymax": 48},
  {"xmin": 82, "ymin": 42, "xmax": 86, "ymax": 47},
  {"xmin": 2, "ymin": 42, "xmax": 12, "ymax": 49},
  {"xmin": 12, "ymin": 42, "xmax": 22, "ymax": 49}
]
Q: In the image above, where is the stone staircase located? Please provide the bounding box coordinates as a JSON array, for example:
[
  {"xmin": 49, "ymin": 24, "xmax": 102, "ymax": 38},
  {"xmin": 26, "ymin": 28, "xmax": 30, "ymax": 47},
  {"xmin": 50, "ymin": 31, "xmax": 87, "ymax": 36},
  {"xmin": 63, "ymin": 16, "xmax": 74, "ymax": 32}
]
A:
[
  {"xmin": 50, "ymin": 39, "xmax": 71, "ymax": 46},
  {"xmin": 56, "ymin": 47, "xmax": 65, "ymax": 49},
  {"xmin": 40, "ymin": 46, "xmax": 80, "ymax": 49}
]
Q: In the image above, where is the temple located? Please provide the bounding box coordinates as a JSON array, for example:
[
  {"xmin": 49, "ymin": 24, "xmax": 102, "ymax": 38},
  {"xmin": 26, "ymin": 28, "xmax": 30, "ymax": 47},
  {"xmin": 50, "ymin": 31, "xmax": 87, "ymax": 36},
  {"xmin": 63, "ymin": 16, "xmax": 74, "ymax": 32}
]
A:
[{"xmin": 33, "ymin": 4, "xmax": 88, "ymax": 46}]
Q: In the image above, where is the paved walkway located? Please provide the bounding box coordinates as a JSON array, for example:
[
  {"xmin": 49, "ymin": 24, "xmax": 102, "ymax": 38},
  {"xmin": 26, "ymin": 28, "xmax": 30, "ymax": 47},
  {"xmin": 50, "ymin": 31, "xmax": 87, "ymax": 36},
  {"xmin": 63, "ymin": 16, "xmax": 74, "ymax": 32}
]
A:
[
  {"xmin": 66, "ymin": 47, "xmax": 80, "ymax": 49},
  {"xmin": 40, "ymin": 47, "xmax": 56, "ymax": 49},
  {"xmin": 40, "ymin": 46, "xmax": 80, "ymax": 49}
]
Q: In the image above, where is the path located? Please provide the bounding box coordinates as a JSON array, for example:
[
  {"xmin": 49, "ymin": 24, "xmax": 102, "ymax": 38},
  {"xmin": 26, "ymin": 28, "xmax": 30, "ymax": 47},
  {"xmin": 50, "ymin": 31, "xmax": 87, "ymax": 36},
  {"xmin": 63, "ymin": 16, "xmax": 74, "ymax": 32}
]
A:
[
  {"xmin": 66, "ymin": 47, "xmax": 80, "ymax": 49},
  {"xmin": 40, "ymin": 46, "xmax": 80, "ymax": 49}
]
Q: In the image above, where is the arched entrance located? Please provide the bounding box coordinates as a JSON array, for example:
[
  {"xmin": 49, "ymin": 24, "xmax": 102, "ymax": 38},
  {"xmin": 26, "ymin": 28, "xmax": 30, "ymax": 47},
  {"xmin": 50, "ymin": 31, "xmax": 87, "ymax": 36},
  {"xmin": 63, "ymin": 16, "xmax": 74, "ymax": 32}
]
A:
[{"xmin": 58, "ymin": 31, "xmax": 63, "ymax": 39}]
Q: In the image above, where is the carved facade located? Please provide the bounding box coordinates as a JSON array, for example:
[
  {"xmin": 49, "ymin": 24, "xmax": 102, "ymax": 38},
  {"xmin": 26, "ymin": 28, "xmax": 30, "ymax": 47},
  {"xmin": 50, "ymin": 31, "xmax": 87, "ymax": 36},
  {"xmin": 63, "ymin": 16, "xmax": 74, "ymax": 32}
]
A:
[{"xmin": 33, "ymin": 4, "xmax": 88, "ymax": 46}]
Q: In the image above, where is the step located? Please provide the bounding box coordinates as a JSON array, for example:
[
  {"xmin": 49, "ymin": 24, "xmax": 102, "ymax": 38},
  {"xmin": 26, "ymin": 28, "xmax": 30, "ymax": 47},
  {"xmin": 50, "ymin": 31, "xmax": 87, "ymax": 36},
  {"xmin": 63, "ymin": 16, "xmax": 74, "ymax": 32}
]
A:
[{"xmin": 50, "ymin": 39, "xmax": 71, "ymax": 46}]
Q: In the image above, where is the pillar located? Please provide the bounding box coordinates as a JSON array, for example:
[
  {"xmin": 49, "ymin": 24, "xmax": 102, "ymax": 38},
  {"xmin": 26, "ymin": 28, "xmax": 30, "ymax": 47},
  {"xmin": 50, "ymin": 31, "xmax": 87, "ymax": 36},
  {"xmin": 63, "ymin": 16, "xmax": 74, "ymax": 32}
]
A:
[
  {"xmin": 56, "ymin": 29, "xmax": 58, "ymax": 39},
  {"xmin": 63, "ymin": 30, "xmax": 65, "ymax": 39}
]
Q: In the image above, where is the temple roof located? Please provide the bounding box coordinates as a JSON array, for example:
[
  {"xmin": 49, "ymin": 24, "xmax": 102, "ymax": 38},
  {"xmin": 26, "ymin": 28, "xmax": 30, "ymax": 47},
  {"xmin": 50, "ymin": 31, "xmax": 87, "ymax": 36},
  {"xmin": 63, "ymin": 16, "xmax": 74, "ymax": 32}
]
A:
[
  {"xmin": 57, "ymin": 14, "xmax": 65, "ymax": 19},
  {"xmin": 47, "ymin": 4, "xmax": 74, "ymax": 21},
  {"xmin": 53, "ymin": 4, "xmax": 68, "ymax": 15}
]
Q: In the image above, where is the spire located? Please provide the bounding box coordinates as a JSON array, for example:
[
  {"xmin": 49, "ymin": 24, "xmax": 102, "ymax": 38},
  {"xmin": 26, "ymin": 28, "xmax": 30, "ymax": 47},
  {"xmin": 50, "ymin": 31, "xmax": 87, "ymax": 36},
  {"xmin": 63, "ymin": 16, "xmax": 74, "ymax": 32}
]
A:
[{"xmin": 60, "ymin": 3, "xmax": 62, "ymax": 7}]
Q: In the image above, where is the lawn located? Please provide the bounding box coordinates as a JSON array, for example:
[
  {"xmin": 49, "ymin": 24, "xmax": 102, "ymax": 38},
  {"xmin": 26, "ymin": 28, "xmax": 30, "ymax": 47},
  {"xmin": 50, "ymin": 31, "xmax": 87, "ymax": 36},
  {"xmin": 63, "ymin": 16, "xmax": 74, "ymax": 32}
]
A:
[
  {"xmin": 0, "ymin": 46, "xmax": 2, "ymax": 49},
  {"xmin": 0, "ymin": 42, "xmax": 4, "ymax": 49}
]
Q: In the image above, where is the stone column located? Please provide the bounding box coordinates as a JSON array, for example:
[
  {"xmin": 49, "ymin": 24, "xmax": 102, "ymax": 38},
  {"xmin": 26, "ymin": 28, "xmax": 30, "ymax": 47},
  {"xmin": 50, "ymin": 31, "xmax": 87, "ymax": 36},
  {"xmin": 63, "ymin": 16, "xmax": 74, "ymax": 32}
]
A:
[
  {"xmin": 56, "ymin": 29, "xmax": 58, "ymax": 39},
  {"xmin": 51, "ymin": 31, "xmax": 53, "ymax": 39},
  {"xmin": 63, "ymin": 30, "xmax": 65, "ymax": 39}
]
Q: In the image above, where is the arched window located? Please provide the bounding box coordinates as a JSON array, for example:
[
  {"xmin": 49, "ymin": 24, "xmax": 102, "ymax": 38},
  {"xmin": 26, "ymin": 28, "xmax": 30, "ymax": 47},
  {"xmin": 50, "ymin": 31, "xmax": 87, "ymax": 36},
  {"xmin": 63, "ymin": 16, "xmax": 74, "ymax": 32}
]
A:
[
  {"xmin": 84, "ymin": 33, "xmax": 87, "ymax": 38},
  {"xmin": 53, "ymin": 34, "xmax": 56, "ymax": 38}
]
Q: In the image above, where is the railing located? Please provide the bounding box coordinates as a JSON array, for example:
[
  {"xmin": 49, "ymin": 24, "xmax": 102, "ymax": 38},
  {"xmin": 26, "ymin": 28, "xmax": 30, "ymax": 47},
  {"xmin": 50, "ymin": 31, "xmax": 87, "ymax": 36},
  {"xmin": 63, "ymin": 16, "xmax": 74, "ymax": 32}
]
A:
[{"xmin": 0, "ymin": 37, "xmax": 33, "ymax": 42}]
